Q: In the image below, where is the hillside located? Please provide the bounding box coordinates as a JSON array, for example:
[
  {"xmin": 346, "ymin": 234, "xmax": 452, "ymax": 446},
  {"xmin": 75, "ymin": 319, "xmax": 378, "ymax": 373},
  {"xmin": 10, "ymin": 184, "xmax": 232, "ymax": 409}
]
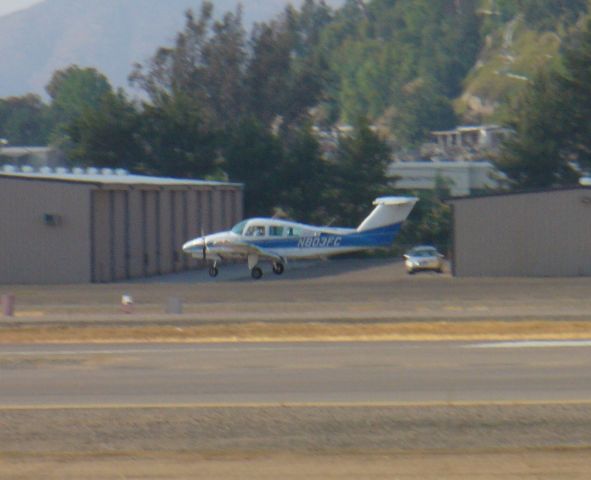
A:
[
  {"xmin": 0, "ymin": 0, "xmax": 342, "ymax": 98},
  {"xmin": 309, "ymin": 0, "xmax": 589, "ymax": 135},
  {"xmin": 458, "ymin": 14, "xmax": 573, "ymax": 122}
]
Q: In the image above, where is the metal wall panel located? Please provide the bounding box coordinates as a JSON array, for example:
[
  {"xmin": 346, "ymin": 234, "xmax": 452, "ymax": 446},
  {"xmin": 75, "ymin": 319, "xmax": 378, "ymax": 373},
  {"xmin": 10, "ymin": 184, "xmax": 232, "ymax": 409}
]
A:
[
  {"xmin": 128, "ymin": 190, "xmax": 144, "ymax": 278},
  {"xmin": 92, "ymin": 190, "xmax": 111, "ymax": 283},
  {"xmin": 452, "ymin": 189, "xmax": 591, "ymax": 277},
  {"xmin": 158, "ymin": 190, "xmax": 173, "ymax": 274},
  {"xmin": 211, "ymin": 188, "xmax": 223, "ymax": 233},
  {"xmin": 143, "ymin": 191, "xmax": 160, "ymax": 276},
  {"xmin": 111, "ymin": 191, "xmax": 128, "ymax": 281},
  {"xmin": 0, "ymin": 178, "xmax": 92, "ymax": 284},
  {"xmin": 185, "ymin": 190, "xmax": 200, "ymax": 268},
  {"xmin": 174, "ymin": 191, "xmax": 187, "ymax": 271}
]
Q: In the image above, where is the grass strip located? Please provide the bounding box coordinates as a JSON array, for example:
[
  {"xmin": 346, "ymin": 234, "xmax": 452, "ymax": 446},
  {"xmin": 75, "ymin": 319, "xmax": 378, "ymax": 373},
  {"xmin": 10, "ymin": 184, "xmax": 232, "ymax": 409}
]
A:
[{"xmin": 1, "ymin": 320, "xmax": 591, "ymax": 344}]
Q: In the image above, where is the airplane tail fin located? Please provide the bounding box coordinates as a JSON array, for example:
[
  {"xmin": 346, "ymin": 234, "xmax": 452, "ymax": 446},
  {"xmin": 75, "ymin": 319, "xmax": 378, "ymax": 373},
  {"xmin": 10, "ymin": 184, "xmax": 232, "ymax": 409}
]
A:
[{"xmin": 357, "ymin": 196, "xmax": 418, "ymax": 232}]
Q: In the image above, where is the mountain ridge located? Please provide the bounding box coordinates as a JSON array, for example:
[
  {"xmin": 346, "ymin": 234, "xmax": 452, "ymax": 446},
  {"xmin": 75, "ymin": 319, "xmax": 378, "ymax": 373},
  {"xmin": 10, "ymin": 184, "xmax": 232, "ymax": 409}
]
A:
[{"xmin": 0, "ymin": 0, "xmax": 341, "ymax": 97}]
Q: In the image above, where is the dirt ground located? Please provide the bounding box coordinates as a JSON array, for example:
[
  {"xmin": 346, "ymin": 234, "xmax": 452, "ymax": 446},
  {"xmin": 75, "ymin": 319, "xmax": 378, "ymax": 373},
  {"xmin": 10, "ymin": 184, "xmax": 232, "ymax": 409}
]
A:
[
  {"xmin": 2, "ymin": 404, "xmax": 591, "ymax": 479},
  {"xmin": 4, "ymin": 259, "xmax": 591, "ymax": 324},
  {"xmin": 2, "ymin": 450, "xmax": 591, "ymax": 480}
]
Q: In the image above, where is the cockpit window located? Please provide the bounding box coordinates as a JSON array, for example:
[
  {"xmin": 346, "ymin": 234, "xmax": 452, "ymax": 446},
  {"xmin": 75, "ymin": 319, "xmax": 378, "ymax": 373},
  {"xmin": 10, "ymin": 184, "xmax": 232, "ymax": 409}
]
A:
[
  {"xmin": 269, "ymin": 226, "xmax": 284, "ymax": 236},
  {"xmin": 245, "ymin": 225, "xmax": 266, "ymax": 237},
  {"xmin": 231, "ymin": 220, "xmax": 248, "ymax": 235},
  {"xmin": 286, "ymin": 226, "xmax": 302, "ymax": 237}
]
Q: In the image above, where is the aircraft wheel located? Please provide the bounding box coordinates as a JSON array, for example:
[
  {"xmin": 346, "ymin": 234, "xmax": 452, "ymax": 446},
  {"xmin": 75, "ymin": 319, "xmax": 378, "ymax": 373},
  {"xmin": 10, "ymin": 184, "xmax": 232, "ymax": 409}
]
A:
[
  {"xmin": 208, "ymin": 265, "xmax": 219, "ymax": 278},
  {"xmin": 272, "ymin": 262, "xmax": 284, "ymax": 275},
  {"xmin": 251, "ymin": 266, "xmax": 263, "ymax": 280},
  {"xmin": 407, "ymin": 269, "xmax": 416, "ymax": 275}
]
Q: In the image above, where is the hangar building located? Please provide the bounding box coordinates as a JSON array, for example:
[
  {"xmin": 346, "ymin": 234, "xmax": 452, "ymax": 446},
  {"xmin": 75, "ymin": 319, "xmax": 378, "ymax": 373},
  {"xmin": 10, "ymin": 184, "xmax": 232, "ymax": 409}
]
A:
[
  {"xmin": 0, "ymin": 168, "xmax": 243, "ymax": 284},
  {"xmin": 449, "ymin": 187, "xmax": 591, "ymax": 277}
]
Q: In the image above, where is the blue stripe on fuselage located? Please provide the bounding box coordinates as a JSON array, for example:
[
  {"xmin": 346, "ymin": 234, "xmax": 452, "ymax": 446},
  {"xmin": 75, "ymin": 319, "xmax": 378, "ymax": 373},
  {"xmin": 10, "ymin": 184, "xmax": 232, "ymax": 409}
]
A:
[{"xmin": 247, "ymin": 222, "xmax": 402, "ymax": 250}]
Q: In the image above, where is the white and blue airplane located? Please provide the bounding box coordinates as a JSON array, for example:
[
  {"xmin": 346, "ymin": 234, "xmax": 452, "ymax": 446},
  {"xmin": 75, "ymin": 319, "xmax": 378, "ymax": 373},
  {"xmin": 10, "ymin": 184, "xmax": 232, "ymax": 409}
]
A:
[{"xmin": 182, "ymin": 196, "xmax": 418, "ymax": 279}]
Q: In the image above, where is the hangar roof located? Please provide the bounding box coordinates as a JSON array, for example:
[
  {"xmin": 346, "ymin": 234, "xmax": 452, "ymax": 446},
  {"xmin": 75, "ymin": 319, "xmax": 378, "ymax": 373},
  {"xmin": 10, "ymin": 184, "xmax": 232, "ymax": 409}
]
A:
[
  {"xmin": 0, "ymin": 168, "xmax": 242, "ymax": 188},
  {"xmin": 447, "ymin": 185, "xmax": 591, "ymax": 203}
]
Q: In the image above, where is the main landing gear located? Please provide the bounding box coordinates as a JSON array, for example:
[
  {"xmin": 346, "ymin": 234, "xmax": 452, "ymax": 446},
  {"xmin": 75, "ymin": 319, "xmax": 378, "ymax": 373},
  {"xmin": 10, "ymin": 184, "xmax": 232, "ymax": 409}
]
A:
[
  {"xmin": 206, "ymin": 257, "xmax": 285, "ymax": 280},
  {"xmin": 272, "ymin": 262, "xmax": 284, "ymax": 275},
  {"xmin": 208, "ymin": 263, "xmax": 219, "ymax": 277},
  {"xmin": 249, "ymin": 261, "xmax": 285, "ymax": 280},
  {"xmin": 250, "ymin": 262, "xmax": 284, "ymax": 280},
  {"xmin": 251, "ymin": 266, "xmax": 263, "ymax": 279}
]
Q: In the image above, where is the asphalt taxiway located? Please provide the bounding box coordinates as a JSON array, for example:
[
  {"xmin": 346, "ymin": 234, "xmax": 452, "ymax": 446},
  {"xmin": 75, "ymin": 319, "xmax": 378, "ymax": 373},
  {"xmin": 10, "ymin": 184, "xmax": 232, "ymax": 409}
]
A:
[{"xmin": 2, "ymin": 340, "xmax": 590, "ymax": 407}]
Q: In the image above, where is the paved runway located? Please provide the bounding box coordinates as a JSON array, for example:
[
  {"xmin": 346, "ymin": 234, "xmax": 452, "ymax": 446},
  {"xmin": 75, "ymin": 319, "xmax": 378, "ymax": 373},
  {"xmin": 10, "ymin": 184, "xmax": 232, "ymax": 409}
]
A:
[{"xmin": 2, "ymin": 341, "xmax": 591, "ymax": 407}]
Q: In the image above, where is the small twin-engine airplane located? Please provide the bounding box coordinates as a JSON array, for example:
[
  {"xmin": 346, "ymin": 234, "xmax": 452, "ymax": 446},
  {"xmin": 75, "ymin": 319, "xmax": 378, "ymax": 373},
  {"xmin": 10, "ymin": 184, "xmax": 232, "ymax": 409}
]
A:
[{"xmin": 182, "ymin": 196, "xmax": 418, "ymax": 279}]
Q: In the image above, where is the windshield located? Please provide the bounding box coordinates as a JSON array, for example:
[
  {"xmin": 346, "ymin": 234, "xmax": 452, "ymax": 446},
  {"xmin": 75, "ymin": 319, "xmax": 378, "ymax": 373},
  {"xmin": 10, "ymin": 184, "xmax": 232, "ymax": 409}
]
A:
[
  {"xmin": 231, "ymin": 220, "xmax": 248, "ymax": 235},
  {"xmin": 411, "ymin": 248, "xmax": 437, "ymax": 257}
]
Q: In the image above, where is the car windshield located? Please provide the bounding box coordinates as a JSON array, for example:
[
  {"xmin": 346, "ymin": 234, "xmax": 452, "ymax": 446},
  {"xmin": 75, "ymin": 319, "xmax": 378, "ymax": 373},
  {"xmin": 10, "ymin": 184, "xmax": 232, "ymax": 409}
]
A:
[
  {"xmin": 411, "ymin": 248, "xmax": 437, "ymax": 257},
  {"xmin": 231, "ymin": 220, "xmax": 248, "ymax": 235}
]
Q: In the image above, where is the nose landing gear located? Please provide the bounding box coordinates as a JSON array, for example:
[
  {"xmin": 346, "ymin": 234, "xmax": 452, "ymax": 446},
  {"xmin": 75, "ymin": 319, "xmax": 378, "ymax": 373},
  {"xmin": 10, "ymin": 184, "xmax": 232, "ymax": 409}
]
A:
[{"xmin": 208, "ymin": 263, "xmax": 219, "ymax": 277}]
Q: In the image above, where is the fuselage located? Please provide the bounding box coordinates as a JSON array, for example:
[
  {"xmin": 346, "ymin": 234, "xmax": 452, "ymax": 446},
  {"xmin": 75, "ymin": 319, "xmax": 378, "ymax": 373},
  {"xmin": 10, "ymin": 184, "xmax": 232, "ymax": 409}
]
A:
[{"xmin": 182, "ymin": 217, "xmax": 404, "ymax": 260}]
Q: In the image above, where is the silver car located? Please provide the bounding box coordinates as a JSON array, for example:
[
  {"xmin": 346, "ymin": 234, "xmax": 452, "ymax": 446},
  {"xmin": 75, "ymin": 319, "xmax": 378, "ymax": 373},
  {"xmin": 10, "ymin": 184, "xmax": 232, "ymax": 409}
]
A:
[{"xmin": 403, "ymin": 246, "xmax": 444, "ymax": 274}]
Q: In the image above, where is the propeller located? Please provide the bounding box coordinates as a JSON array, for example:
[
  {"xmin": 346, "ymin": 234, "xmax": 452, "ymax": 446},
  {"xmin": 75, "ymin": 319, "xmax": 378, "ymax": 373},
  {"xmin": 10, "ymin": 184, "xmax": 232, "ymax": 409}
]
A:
[{"xmin": 201, "ymin": 228, "xmax": 207, "ymax": 261}]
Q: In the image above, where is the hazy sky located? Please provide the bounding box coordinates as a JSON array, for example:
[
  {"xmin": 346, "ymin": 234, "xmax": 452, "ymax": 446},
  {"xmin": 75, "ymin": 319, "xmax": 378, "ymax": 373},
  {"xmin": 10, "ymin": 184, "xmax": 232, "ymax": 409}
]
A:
[
  {"xmin": 0, "ymin": 0, "xmax": 343, "ymax": 18},
  {"xmin": 0, "ymin": 0, "xmax": 42, "ymax": 17}
]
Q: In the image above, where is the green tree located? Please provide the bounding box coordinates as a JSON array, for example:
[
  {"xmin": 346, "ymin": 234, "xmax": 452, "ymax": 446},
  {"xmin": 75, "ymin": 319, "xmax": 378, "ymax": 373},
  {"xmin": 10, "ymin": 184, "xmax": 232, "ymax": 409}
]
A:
[
  {"xmin": 318, "ymin": 0, "xmax": 481, "ymax": 125},
  {"xmin": 245, "ymin": 8, "xmax": 327, "ymax": 130},
  {"xmin": 222, "ymin": 117, "xmax": 284, "ymax": 216},
  {"xmin": 140, "ymin": 93, "xmax": 219, "ymax": 178},
  {"xmin": 521, "ymin": 0, "xmax": 587, "ymax": 31},
  {"xmin": 0, "ymin": 94, "xmax": 51, "ymax": 145},
  {"xmin": 66, "ymin": 90, "xmax": 143, "ymax": 169},
  {"xmin": 395, "ymin": 189, "xmax": 452, "ymax": 252},
  {"xmin": 390, "ymin": 79, "xmax": 457, "ymax": 147},
  {"xmin": 498, "ymin": 20, "xmax": 591, "ymax": 187},
  {"xmin": 278, "ymin": 123, "xmax": 329, "ymax": 223},
  {"xmin": 327, "ymin": 119, "xmax": 391, "ymax": 226},
  {"xmin": 130, "ymin": 3, "xmax": 247, "ymax": 130},
  {"xmin": 46, "ymin": 65, "xmax": 113, "ymax": 132}
]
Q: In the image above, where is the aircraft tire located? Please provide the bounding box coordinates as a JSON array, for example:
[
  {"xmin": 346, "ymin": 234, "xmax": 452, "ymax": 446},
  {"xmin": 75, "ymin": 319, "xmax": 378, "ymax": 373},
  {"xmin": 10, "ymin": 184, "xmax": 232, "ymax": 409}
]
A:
[
  {"xmin": 272, "ymin": 262, "xmax": 284, "ymax": 275},
  {"xmin": 251, "ymin": 266, "xmax": 263, "ymax": 280},
  {"xmin": 208, "ymin": 265, "xmax": 219, "ymax": 278}
]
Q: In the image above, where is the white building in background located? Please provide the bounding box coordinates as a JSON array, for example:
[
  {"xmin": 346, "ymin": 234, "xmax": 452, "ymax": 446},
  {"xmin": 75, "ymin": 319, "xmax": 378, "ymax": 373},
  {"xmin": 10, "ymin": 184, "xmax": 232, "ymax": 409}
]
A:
[
  {"xmin": 0, "ymin": 146, "xmax": 65, "ymax": 168},
  {"xmin": 388, "ymin": 161, "xmax": 501, "ymax": 197},
  {"xmin": 388, "ymin": 125, "xmax": 511, "ymax": 196}
]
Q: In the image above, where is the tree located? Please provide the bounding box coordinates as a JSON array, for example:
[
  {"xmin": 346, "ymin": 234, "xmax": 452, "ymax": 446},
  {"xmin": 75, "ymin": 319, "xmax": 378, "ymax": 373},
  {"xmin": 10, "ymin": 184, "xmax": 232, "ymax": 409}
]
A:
[
  {"xmin": 140, "ymin": 93, "xmax": 219, "ymax": 178},
  {"xmin": 498, "ymin": 20, "xmax": 591, "ymax": 188},
  {"xmin": 130, "ymin": 3, "xmax": 247, "ymax": 130},
  {"xmin": 318, "ymin": 0, "xmax": 481, "ymax": 124},
  {"xmin": 46, "ymin": 65, "xmax": 113, "ymax": 130},
  {"xmin": 222, "ymin": 117, "xmax": 284, "ymax": 216},
  {"xmin": 245, "ymin": 8, "xmax": 327, "ymax": 130},
  {"xmin": 277, "ymin": 123, "xmax": 329, "ymax": 223},
  {"xmin": 520, "ymin": 0, "xmax": 587, "ymax": 31},
  {"xmin": 326, "ymin": 119, "xmax": 391, "ymax": 225},
  {"xmin": 66, "ymin": 90, "xmax": 143, "ymax": 169},
  {"xmin": 0, "ymin": 94, "xmax": 50, "ymax": 145},
  {"xmin": 395, "ymin": 189, "xmax": 452, "ymax": 252},
  {"xmin": 391, "ymin": 79, "xmax": 457, "ymax": 147}
]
